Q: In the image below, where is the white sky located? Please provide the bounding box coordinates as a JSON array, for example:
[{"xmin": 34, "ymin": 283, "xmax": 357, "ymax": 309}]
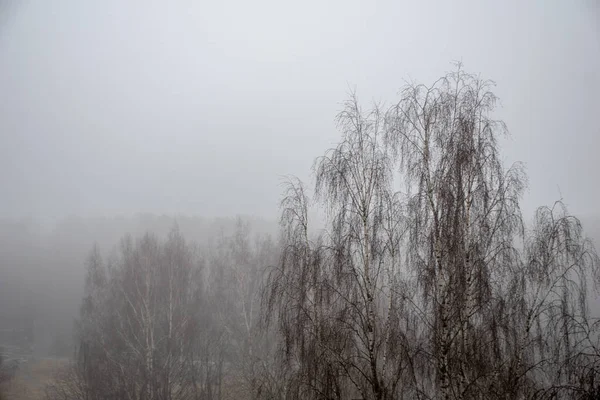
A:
[{"xmin": 1, "ymin": 0, "xmax": 598, "ymax": 222}]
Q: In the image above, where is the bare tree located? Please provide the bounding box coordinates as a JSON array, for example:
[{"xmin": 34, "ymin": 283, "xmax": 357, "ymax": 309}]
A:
[
  {"xmin": 263, "ymin": 64, "xmax": 600, "ymax": 400},
  {"xmin": 263, "ymin": 95, "xmax": 415, "ymax": 399},
  {"xmin": 204, "ymin": 217, "xmax": 278, "ymax": 398},
  {"xmin": 385, "ymin": 63, "xmax": 600, "ymax": 399},
  {"xmin": 45, "ymin": 65, "xmax": 600, "ymax": 400},
  {"xmin": 48, "ymin": 220, "xmax": 280, "ymax": 400},
  {"xmin": 48, "ymin": 227, "xmax": 209, "ymax": 400}
]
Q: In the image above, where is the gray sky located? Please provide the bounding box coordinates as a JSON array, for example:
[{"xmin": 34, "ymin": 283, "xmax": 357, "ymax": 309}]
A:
[{"xmin": 1, "ymin": 0, "xmax": 599, "ymax": 222}]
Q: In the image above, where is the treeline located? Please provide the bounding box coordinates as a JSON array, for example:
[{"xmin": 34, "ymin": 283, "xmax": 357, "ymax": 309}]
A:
[
  {"xmin": 0, "ymin": 214, "xmax": 277, "ymax": 357},
  {"xmin": 46, "ymin": 219, "xmax": 277, "ymax": 399},
  {"xmin": 47, "ymin": 65, "xmax": 600, "ymax": 399}
]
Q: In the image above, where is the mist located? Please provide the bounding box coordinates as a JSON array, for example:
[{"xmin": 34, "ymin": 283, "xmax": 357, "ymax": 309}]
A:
[
  {"xmin": 1, "ymin": 0, "xmax": 599, "ymax": 221},
  {"xmin": 1, "ymin": 1, "xmax": 599, "ymax": 399}
]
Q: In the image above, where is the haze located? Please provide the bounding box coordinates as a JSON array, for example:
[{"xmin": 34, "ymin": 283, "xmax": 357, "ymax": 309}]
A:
[
  {"xmin": 1, "ymin": 1, "xmax": 600, "ymax": 399},
  {"xmin": 1, "ymin": 0, "xmax": 598, "ymax": 222}
]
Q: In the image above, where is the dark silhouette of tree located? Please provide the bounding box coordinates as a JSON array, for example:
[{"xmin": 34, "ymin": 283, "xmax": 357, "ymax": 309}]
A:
[
  {"xmin": 262, "ymin": 64, "xmax": 600, "ymax": 400},
  {"xmin": 263, "ymin": 96, "xmax": 416, "ymax": 399}
]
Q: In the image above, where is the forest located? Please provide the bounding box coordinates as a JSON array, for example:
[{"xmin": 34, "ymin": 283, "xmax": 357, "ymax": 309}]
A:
[{"xmin": 2, "ymin": 67, "xmax": 600, "ymax": 400}]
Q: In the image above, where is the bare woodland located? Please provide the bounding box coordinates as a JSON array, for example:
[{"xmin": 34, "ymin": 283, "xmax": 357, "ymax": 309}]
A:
[{"xmin": 41, "ymin": 66, "xmax": 600, "ymax": 400}]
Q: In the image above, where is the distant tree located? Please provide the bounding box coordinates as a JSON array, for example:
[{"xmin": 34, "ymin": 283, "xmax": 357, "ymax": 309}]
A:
[
  {"xmin": 47, "ymin": 220, "xmax": 279, "ymax": 400},
  {"xmin": 47, "ymin": 228, "xmax": 210, "ymax": 400},
  {"xmin": 207, "ymin": 217, "xmax": 278, "ymax": 397}
]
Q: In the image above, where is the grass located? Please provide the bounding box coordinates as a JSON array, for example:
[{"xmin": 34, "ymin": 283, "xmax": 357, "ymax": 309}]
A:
[
  {"xmin": 0, "ymin": 358, "xmax": 253, "ymax": 400},
  {"xmin": 0, "ymin": 358, "xmax": 69, "ymax": 400}
]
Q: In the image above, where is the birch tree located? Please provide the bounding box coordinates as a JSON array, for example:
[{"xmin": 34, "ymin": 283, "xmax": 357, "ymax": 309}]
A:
[
  {"xmin": 263, "ymin": 63, "xmax": 600, "ymax": 400},
  {"xmin": 385, "ymin": 63, "xmax": 600, "ymax": 399},
  {"xmin": 48, "ymin": 227, "xmax": 210, "ymax": 400},
  {"xmin": 264, "ymin": 96, "xmax": 414, "ymax": 399}
]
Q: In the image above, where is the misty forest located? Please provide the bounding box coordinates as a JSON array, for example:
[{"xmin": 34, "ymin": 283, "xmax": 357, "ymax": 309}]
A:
[
  {"xmin": 2, "ymin": 64, "xmax": 600, "ymax": 400},
  {"xmin": 2, "ymin": 1, "xmax": 600, "ymax": 399}
]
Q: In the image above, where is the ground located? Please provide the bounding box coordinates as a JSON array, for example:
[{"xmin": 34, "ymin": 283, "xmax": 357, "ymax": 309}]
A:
[
  {"xmin": 0, "ymin": 358, "xmax": 252, "ymax": 400},
  {"xmin": 0, "ymin": 358, "xmax": 68, "ymax": 400}
]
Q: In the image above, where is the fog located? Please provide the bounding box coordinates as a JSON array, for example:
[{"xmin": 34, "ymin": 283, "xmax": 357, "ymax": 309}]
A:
[
  {"xmin": 1, "ymin": 1, "xmax": 600, "ymax": 399},
  {"xmin": 1, "ymin": 0, "xmax": 599, "ymax": 221}
]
